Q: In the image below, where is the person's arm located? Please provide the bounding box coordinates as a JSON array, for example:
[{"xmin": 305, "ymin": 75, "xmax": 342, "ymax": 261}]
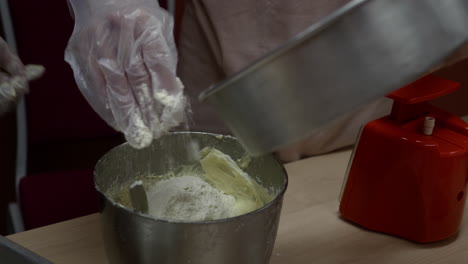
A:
[{"xmin": 65, "ymin": 0, "xmax": 186, "ymax": 149}]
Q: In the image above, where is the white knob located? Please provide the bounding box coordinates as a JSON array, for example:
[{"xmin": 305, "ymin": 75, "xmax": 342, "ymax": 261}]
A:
[{"xmin": 423, "ymin": 116, "xmax": 435, "ymax": 135}]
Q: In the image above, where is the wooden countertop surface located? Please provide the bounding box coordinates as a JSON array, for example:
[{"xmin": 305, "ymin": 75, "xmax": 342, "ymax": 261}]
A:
[{"xmin": 7, "ymin": 150, "xmax": 468, "ymax": 263}]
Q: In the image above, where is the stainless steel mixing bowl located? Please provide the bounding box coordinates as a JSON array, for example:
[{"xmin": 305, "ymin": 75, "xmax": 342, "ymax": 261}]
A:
[
  {"xmin": 199, "ymin": 0, "xmax": 468, "ymax": 156},
  {"xmin": 94, "ymin": 132, "xmax": 288, "ymax": 264}
]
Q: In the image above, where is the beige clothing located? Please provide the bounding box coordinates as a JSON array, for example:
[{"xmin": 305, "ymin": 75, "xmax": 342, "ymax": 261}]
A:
[{"xmin": 177, "ymin": 0, "xmax": 392, "ymax": 161}]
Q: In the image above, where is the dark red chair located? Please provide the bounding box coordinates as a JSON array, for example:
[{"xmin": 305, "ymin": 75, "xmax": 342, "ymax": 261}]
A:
[{"xmin": 19, "ymin": 169, "xmax": 99, "ymax": 230}]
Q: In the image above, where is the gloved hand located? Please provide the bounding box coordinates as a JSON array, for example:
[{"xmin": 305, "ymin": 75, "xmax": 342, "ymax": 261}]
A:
[
  {"xmin": 0, "ymin": 37, "xmax": 44, "ymax": 114},
  {"xmin": 65, "ymin": 0, "xmax": 186, "ymax": 149}
]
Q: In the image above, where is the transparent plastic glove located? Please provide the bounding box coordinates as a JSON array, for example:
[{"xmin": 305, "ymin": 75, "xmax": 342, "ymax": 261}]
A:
[
  {"xmin": 65, "ymin": 0, "xmax": 186, "ymax": 149},
  {"xmin": 0, "ymin": 37, "xmax": 44, "ymax": 114}
]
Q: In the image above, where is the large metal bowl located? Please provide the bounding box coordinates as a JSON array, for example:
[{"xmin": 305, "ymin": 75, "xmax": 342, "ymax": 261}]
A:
[
  {"xmin": 199, "ymin": 0, "xmax": 468, "ymax": 156},
  {"xmin": 94, "ymin": 132, "xmax": 288, "ymax": 264}
]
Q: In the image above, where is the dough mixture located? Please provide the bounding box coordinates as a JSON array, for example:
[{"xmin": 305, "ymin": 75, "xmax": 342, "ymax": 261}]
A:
[{"xmin": 116, "ymin": 147, "xmax": 273, "ymax": 221}]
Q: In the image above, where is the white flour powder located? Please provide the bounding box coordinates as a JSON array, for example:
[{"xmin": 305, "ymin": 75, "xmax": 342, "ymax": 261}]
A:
[
  {"xmin": 142, "ymin": 148, "xmax": 273, "ymax": 221},
  {"xmin": 147, "ymin": 175, "xmax": 236, "ymax": 221},
  {"xmin": 129, "ymin": 77, "xmax": 186, "ymax": 148}
]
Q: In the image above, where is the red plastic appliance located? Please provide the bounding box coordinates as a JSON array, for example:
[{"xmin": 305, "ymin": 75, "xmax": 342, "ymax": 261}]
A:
[{"xmin": 339, "ymin": 75, "xmax": 468, "ymax": 243}]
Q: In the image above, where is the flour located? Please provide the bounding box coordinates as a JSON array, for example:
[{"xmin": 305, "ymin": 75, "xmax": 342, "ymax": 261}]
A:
[
  {"xmin": 155, "ymin": 78, "xmax": 187, "ymax": 136},
  {"xmin": 147, "ymin": 175, "xmax": 236, "ymax": 221},
  {"xmin": 128, "ymin": 77, "xmax": 187, "ymax": 148},
  {"xmin": 143, "ymin": 148, "xmax": 273, "ymax": 221},
  {"xmin": 125, "ymin": 109, "xmax": 154, "ymax": 149},
  {"xmin": 113, "ymin": 147, "xmax": 272, "ymax": 222}
]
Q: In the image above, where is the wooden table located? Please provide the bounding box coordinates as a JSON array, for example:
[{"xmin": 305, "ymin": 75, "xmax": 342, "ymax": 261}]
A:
[{"xmin": 7, "ymin": 150, "xmax": 468, "ymax": 263}]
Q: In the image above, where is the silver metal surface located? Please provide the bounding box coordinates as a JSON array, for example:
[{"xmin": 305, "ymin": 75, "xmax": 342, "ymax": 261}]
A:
[
  {"xmin": 129, "ymin": 181, "xmax": 148, "ymax": 214},
  {"xmin": 0, "ymin": 236, "xmax": 53, "ymax": 264},
  {"xmin": 94, "ymin": 132, "xmax": 288, "ymax": 264},
  {"xmin": 200, "ymin": 0, "xmax": 468, "ymax": 156}
]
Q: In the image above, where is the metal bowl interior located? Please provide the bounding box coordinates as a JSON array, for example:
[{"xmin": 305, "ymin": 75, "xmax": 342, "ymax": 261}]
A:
[{"xmin": 94, "ymin": 132, "xmax": 288, "ymax": 224}]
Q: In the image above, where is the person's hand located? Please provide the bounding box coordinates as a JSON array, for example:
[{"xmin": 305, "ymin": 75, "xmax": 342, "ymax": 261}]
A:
[
  {"xmin": 65, "ymin": 0, "xmax": 186, "ymax": 149},
  {"xmin": 0, "ymin": 37, "xmax": 43, "ymax": 114}
]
